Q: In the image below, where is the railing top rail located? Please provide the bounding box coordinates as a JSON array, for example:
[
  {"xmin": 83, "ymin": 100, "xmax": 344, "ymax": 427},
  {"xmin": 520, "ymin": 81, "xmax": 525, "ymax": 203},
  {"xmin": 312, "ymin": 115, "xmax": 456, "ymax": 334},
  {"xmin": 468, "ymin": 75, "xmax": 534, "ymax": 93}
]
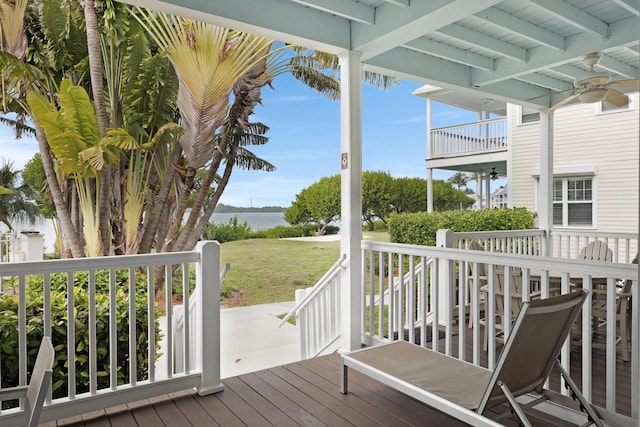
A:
[
  {"xmin": 550, "ymin": 230, "xmax": 638, "ymax": 240},
  {"xmin": 278, "ymin": 254, "xmax": 346, "ymax": 327},
  {"xmin": 431, "ymin": 117, "xmax": 507, "ymax": 132},
  {"xmin": 0, "ymin": 250, "xmax": 201, "ymax": 275},
  {"xmin": 452, "ymin": 229, "xmax": 546, "ymax": 239},
  {"xmin": 362, "ymin": 240, "xmax": 637, "ymax": 281}
]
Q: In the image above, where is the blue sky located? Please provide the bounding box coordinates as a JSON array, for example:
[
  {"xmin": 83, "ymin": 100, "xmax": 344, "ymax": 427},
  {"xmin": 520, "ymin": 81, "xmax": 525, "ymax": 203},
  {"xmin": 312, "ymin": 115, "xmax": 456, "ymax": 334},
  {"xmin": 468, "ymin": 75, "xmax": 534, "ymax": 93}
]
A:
[{"xmin": 0, "ymin": 73, "xmax": 479, "ymax": 208}]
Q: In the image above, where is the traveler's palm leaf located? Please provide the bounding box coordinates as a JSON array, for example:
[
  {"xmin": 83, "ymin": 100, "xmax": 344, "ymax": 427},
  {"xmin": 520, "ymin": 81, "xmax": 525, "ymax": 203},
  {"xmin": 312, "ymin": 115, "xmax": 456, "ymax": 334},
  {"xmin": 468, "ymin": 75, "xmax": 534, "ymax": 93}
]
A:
[{"xmin": 134, "ymin": 10, "xmax": 275, "ymax": 168}]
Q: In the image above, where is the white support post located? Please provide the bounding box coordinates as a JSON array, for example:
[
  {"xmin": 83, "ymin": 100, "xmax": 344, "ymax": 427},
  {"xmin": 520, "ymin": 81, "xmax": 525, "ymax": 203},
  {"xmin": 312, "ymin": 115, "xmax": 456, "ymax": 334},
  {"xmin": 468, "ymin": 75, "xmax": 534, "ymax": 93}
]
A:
[
  {"xmin": 426, "ymin": 98, "xmax": 433, "ymax": 213},
  {"xmin": 426, "ymin": 169, "xmax": 434, "ymax": 213},
  {"xmin": 538, "ymin": 111, "xmax": 554, "ymax": 256},
  {"xmin": 338, "ymin": 50, "xmax": 363, "ymax": 353},
  {"xmin": 196, "ymin": 240, "xmax": 223, "ymax": 395},
  {"xmin": 435, "ymin": 229, "xmax": 454, "ymax": 328},
  {"xmin": 485, "ymin": 172, "xmax": 491, "ymax": 209},
  {"xmin": 478, "ymin": 175, "xmax": 483, "ymax": 209}
]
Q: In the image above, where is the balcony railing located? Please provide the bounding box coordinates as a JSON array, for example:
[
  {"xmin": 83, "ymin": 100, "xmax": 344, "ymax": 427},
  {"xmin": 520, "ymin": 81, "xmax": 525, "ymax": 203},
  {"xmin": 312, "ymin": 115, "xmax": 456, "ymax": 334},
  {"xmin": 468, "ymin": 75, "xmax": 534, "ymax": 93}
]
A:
[
  {"xmin": 429, "ymin": 117, "xmax": 508, "ymax": 158},
  {"xmin": 0, "ymin": 241, "xmax": 222, "ymax": 425},
  {"xmin": 361, "ymin": 238, "xmax": 638, "ymax": 423}
]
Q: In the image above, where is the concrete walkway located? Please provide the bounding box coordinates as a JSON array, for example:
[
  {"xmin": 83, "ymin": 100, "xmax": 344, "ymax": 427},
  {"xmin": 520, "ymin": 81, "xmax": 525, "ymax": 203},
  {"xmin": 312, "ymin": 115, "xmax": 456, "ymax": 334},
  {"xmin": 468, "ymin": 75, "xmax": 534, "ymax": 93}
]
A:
[{"xmin": 156, "ymin": 301, "xmax": 298, "ymax": 379}]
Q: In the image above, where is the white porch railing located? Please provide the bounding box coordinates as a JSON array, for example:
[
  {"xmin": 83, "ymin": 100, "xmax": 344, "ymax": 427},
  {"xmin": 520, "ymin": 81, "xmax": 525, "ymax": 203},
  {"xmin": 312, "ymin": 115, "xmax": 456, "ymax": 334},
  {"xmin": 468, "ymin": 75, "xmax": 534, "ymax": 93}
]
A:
[
  {"xmin": 429, "ymin": 117, "xmax": 508, "ymax": 158},
  {"xmin": 0, "ymin": 241, "xmax": 222, "ymax": 425},
  {"xmin": 279, "ymin": 255, "xmax": 346, "ymax": 360},
  {"xmin": 361, "ymin": 239, "xmax": 638, "ymax": 424},
  {"xmin": 549, "ymin": 230, "xmax": 638, "ymax": 263}
]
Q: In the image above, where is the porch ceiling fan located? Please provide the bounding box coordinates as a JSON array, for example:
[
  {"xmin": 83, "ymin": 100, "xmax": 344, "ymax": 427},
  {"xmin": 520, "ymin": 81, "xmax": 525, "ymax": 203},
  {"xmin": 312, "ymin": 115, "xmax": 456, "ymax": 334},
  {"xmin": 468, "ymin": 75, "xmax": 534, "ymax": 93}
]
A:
[{"xmin": 543, "ymin": 52, "xmax": 639, "ymax": 110}]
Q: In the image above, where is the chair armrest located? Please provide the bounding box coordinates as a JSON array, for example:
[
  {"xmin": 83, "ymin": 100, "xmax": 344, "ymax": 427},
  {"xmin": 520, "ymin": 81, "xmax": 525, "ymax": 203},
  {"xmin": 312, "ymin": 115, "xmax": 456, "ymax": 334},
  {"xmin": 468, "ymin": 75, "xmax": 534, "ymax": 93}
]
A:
[{"xmin": 0, "ymin": 385, "xmax": 28, "ymax": 401}]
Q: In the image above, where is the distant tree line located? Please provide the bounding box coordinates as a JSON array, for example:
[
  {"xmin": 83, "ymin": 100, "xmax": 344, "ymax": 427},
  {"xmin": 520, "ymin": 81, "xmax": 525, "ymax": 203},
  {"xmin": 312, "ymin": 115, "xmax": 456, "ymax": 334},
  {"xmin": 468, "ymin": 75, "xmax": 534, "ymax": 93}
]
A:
[
  {"xmin": 214, "ymin": 204, "xmax": 287, "ymax": 213},
  {"xmin": 285, "ymin": 171, "xmax": 474, "ymax": 233}
]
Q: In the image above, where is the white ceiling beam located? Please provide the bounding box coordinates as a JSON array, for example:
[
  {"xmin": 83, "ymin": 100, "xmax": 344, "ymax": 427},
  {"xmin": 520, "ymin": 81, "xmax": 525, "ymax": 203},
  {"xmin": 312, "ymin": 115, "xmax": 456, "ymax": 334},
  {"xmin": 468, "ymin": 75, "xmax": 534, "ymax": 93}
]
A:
[
  {"xmin": 351, "ymin": 0, "xmax": 502, "ymax": 60},
  {"xmin": 437, "ymin": 24, "xmax": 528, "ymax": 62},
  {"xmin": 384, "ymin": 0, "xmax": 409, "ymax": 6},
  {"xmin": 364, "ymin": 46, "xmax": 550, "ymax": 105},
  {"xmin": 470, "ymin": 16, "xmax": 638, "ymax": 86},
  {"xmin": 117, "ymin": 0, "xmax": 352, "ymax": 54},
  {"xmin": 611, "ymin": 0, "xmax": 640, "ymax": 16},
  {"xmin": 473, "ymin": 8, "xmax": 565, "ymax": 52},
  {"xmin": 516, "ymin": 74, "xmax": 573, "ymax": 92},
  {"xmin": 526, "ymin": 0, "xmax": 609, "ymax": 38},
  {"xmin": 403, "ymin": 38, "xmax": 495, "ymax": 71},
  {"xmin": 551, "ymin": 64, "xmax": 583, "ymax": 80},
  {"xmin": 597, "ymin": 54, "xmax": 640, "ymax": 79},
  {"xmin": 290, "ymin": 0, "xmax": 375, "ymax": 25}
]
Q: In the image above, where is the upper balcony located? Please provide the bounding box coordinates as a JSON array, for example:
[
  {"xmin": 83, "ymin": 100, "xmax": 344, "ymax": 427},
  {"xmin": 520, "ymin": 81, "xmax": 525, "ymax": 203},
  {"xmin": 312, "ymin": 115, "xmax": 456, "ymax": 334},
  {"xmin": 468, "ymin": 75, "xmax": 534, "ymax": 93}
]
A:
[{"xmin": 428, "ymin": 117, "xmax": 508, "ymax": 162}]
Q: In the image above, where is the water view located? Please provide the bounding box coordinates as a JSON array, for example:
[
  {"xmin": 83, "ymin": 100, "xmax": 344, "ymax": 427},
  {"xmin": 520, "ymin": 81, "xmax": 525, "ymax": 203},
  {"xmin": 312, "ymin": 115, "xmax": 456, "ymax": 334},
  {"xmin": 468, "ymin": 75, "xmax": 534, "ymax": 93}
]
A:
[{"xmin": 8, "ymin": 212, "xmax": 289, "ymax": 253}]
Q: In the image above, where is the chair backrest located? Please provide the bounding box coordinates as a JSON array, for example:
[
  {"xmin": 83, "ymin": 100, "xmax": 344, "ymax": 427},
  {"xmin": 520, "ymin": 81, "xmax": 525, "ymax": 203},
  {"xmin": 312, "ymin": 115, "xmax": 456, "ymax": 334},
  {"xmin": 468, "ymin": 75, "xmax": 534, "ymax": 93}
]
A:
[
  {"xmin": 493, "ymin": 265, "xmax": 524, "ymax": 319},
  {"xmin": 467, "ymin": 241, "xmax": 487, "ymax": 277},
  {"xmin": 25, "ymin": 336, "xmax": 54, "ymax": 427},
  {"xmin": 477, "ymin": 290, "xmax": 588, "ymax": 412},
  {"xmin": 578, "ymin": 240, "xmax": 612, "ymax": 262}
]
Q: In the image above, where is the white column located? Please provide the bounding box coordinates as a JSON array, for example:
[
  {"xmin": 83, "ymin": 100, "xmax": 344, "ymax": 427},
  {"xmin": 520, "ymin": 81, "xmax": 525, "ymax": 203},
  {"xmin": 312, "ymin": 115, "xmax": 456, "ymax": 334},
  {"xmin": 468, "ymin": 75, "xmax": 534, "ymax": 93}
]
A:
[
  {"xmin": 338, "ymin": 50, "xmax": 363, "ymax": 352},
  {"xmin": 538, "ymin": 111, "xmax": 554, "ymax": 255},
  {"xmin": 426, "ymin": 97, "xmax": 433, "ymax": 213},
  {"xmin": 196, "ymin": 240, "xmax": 223, "ymax": 395},
  {"xmin": 485, "ymin": 174, "xmax": 491, "ymax": 209},
  {"xmin": 427, "ymin": 169, "xmax": 434, "ymax": 213},
  {"xmin": 477, "ymin": 176, "xmax": 483, "ymax": 209}
]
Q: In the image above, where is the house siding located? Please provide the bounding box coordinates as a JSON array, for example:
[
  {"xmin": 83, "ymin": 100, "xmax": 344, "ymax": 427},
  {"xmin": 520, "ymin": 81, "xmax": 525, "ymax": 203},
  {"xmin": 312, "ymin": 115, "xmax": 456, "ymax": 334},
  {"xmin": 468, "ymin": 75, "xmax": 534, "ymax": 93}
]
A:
[{"xmin": 510, "ymin": 94, "xmax": 639, "ymax": 233}]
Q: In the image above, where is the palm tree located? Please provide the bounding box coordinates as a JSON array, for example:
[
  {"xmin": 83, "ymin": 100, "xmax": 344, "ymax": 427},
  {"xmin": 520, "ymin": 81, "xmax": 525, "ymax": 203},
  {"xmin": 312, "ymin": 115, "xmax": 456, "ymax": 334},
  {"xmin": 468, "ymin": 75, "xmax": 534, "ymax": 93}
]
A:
[
  {"xmin": 0, "ymin": 160, "xmax": 39, "ymax": 231},
  {"xmin": 448, "ymin": 172, "xmax": 469, "ymax": 191}
]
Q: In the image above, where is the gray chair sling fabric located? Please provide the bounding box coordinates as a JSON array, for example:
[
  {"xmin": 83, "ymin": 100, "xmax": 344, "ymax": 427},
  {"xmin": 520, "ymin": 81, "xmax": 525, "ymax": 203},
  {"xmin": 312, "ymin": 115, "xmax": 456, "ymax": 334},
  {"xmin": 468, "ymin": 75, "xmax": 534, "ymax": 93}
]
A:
[
  {"xmin": 341, "ymin": 290, "xmax": 603, "ymax": 426},
  {"xmin": 0, "ymin": 336, "xmax": 55, "ymax": 427}
]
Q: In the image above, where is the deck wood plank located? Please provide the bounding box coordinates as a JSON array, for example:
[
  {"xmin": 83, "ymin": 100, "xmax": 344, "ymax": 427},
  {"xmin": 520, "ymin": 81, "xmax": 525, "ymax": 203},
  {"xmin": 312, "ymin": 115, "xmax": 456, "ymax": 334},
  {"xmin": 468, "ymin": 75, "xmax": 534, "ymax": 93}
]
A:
[
  {"xmin": 285, "ymin": 357, "xmax": 419, "ymax": 426},
  {"xmin": 167, "ymin": 391, "xmax": 221, "ymax": 427},
  {"xmin": 191, "ymin": 392, "xmax": 245, "ymax": 426},
  {"xmin": 270, "ymin": 364, "xmax": 384, "ymax": 426},
  {"xmin": 224, "ymin": 375, "xmax": 298, "ymax": 427},
  {"xmin": 238, "ymin": 371, "xmax": 326, "ymax": 427},
  {"xmin": 214, "ymin": 379, "xmax": 273, "ymax": 425},
  {"xmin": 255, "ymin": 368, "xmax": 353, "ymax": 426}
]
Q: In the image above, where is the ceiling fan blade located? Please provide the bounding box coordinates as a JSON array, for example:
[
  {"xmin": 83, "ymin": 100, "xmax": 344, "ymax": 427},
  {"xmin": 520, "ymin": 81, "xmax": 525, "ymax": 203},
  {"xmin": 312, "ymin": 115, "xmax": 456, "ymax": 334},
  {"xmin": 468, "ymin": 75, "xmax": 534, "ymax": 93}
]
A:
[
  {"xmin": 550, "ymin": 92, "xmax": 580, "ymax": 111},
  {"xmin": 609, "ymin": 79, "xmax": 639, "ymax": 88},
  {"xmin": 604, "ymin": 88, "xmax": 630, "ymax": 107}
]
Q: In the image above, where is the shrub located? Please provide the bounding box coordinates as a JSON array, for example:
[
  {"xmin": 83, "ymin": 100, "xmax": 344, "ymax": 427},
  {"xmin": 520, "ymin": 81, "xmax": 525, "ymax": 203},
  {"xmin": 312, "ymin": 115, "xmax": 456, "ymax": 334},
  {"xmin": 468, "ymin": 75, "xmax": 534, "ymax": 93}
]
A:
[
  {"xmin": 0, "ymin": 271, "xmax": 161, "ymax": 405},
  {"xmin": 202, "ymin": 217, "xmax": 253, "ymax": 243},
  {"xmin": 388, "ymin": 207, "xmax": 536, "ymax": 246}
]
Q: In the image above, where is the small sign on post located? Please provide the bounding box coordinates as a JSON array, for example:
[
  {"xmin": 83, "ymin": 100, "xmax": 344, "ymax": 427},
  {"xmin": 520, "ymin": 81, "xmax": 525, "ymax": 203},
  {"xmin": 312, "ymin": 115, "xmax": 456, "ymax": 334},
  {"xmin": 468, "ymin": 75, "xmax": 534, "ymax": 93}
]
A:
[{"xmin": 341, "ymin": 153, "xmax": 348, "ymax": 169}]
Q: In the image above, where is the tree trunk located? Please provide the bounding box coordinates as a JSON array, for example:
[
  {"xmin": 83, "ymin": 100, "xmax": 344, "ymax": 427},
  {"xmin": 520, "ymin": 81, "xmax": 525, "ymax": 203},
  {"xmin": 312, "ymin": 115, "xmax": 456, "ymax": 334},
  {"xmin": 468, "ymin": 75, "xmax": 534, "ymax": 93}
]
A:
[
  {"xmin": 82, "ymin": 0, "xmax": 111, "ymax": 255},
  {"xmin": 35, "ymin": 126, "xmax": 85, "ymax": 257},
  {"xmin": 138, "ymin": 143, "xmax": 181, "ymax": 253}
]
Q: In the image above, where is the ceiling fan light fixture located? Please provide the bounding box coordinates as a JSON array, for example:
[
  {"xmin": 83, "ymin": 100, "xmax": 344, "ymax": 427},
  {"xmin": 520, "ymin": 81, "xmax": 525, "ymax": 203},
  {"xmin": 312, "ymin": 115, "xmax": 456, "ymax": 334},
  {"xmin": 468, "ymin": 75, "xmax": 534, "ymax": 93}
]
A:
[
  {"xmin": 489, "ymin": 168, "xmax": 499, "ymax": 180},
  {"xmin": 578, "ymin": 87, "xmax": 608, "ymax": 104}
]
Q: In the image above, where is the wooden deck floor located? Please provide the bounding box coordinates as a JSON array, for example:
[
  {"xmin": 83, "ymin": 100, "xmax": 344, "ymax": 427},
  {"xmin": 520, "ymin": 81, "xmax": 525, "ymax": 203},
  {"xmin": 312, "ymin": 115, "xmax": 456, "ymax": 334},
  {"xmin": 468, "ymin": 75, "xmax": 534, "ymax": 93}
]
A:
[{"xmin": 43, "ymin": 330, "xmax": 632, "ymax": 427}]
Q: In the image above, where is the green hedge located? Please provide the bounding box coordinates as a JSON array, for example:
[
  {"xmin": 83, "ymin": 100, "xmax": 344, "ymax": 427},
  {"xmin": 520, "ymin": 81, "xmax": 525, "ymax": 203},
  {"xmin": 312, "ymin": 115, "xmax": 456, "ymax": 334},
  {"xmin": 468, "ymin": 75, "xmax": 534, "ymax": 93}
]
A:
[
  {"xmin": 0, "ymin": 270, "xmax": 160, "ymax": 405},
  {"xmin": 388, "ymin": 207, "xmax": 536, "ymax": 246}
]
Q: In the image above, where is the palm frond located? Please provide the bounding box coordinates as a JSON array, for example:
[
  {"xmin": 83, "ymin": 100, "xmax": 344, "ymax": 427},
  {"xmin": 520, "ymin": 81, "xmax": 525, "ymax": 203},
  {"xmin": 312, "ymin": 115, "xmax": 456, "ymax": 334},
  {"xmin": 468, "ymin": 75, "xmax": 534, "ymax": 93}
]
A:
[
  {"xmin": 0, "ymin": 0, "xmax": 28, "ymax": 59},
  {"xmin": 289, "ymin": 64, "xmax": 340, "ymax": 100},
  {"xmin": 231, "ymin": 146, "xmax": 276, "ymax": 172}
]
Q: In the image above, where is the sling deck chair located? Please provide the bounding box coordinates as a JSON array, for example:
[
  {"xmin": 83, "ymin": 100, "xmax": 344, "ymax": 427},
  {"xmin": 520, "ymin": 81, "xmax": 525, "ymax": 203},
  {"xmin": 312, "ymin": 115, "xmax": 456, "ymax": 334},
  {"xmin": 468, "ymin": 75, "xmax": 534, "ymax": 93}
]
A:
[
  {"xmin": 341, "ymin": 290, "xmax": 603, "ymax": 427},
  {"xmin": 0, "ymin": 336, "xmax": 54, "ymax": 427}
]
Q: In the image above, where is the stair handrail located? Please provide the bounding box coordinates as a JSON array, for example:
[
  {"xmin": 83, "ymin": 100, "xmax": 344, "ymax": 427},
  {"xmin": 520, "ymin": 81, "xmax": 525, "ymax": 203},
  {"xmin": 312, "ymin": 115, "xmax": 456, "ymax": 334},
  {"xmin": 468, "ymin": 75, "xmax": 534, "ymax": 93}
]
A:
[
  {"xmin": 372, "ymin": 256, "xmax": 432, "ymax": 306},
  {"xmin": 278, "ymin": 254, "xmax": 346, "ymax": 327}
]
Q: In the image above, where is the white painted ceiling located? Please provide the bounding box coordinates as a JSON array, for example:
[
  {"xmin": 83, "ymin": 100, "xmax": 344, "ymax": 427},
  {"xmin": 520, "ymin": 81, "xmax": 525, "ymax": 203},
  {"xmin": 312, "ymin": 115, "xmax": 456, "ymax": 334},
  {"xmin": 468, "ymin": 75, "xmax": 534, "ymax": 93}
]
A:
[{"xmin": 120, "ymin": 0, "xmax": 639, "ymax": 109}]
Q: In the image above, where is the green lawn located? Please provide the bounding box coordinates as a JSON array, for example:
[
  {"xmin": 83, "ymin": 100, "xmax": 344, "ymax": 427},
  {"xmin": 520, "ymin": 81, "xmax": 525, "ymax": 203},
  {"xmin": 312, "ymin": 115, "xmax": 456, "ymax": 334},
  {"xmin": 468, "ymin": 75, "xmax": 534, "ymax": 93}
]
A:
[
  {"xmin": 220, "ymin": 232, "xmax": 389, "ymax": 306},
  {"xmin": 220, "ymin": 238, "xmax": 339, "ymax": 306}
]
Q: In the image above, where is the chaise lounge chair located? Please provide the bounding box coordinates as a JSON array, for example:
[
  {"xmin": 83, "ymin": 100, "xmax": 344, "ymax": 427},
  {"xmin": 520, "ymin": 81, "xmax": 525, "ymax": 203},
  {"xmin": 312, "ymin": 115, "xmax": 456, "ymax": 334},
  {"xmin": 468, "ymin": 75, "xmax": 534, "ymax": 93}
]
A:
[
  {"xmin": 0, "ymin": 336, "xmax": 55, "ymax": 427},
  {"xmin": 341, "ymin": 290, "xmax": 603, "ymax": 426}
]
